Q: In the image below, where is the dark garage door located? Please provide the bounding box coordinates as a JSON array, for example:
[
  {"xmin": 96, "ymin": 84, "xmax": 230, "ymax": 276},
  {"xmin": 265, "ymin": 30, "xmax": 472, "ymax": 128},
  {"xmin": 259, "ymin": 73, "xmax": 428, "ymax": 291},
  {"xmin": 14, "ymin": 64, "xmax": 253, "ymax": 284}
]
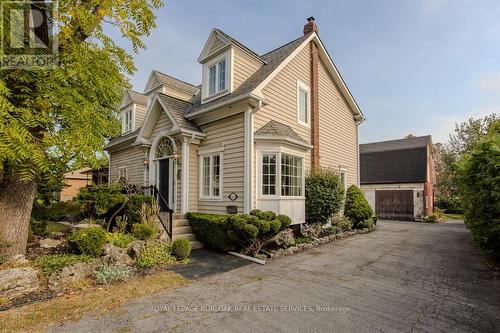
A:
[{"xmin": 375, "ymin": 190, "xmax": 414, "ymax": 221}]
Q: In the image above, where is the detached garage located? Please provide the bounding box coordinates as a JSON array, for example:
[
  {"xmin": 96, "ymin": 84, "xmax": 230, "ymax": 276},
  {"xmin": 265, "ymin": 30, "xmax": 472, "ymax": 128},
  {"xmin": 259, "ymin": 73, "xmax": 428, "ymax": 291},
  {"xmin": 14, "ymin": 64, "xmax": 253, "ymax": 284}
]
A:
[{"xmin": 360, "ymin": 136, "xmax": 435, "ymax": 221}]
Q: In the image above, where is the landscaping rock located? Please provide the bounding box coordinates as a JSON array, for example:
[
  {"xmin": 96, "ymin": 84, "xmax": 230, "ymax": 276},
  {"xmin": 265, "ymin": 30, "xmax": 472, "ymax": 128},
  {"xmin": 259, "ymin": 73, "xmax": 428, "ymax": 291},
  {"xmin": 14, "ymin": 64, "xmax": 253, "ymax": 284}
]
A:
[
  {"xmin": 127, "ymin": 240, "xmax": 146, "ymax": 259},
  {"xmin": 102, "ymin": 244, "xmax": 134, "ymax": 266},
  {"xmin": 48, "ymin": 261, "xmax": 98, "ymax": 291},
  {"xmin": 0, "ymin": 267, "xmax": 39, "ymax": 299},
  {"xmin": 73, "ymin": 223, "xmax": 102, "ymax": 229},
  {"xmin": 40, "ymin": 238, "xmax": 62, "ymax": 249},
  {"xmin": 49, "ymin": 232, "xmax": 66, "ymax": 238}
]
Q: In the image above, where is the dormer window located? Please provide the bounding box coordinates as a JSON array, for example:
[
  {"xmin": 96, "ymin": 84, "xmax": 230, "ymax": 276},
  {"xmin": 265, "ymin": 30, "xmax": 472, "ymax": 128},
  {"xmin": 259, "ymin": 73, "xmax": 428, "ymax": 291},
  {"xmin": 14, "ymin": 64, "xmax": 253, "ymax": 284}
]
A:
[
  {"xmin": 122, "ymin": 106, "xmax": 134, "ymax": 134},
  {"xmin": 202, "ymin": 50, "xmax": 231, "ymax": 102}
]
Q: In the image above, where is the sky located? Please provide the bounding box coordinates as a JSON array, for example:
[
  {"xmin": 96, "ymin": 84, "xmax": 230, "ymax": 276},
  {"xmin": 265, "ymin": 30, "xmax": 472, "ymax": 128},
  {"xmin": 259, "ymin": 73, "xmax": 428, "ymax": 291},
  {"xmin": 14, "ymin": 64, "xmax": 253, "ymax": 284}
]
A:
[{"xmin": 107, "ymin": 0, "xmax": 500, "ymax": 144}]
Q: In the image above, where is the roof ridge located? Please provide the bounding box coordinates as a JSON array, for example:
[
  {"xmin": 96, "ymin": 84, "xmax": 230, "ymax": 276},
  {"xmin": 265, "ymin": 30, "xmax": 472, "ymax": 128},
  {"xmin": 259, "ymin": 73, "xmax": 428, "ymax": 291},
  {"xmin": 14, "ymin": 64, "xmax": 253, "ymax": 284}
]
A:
[
  {"xmin": 360, "ymin": 135, "xmax": 431, "ymax": 146},
  {"xmin": 153, "ymin": 70, "xmax": 200, "ymax": 90},
  {"xmin": 157, "ymin": 91, "xmax": 194, "ymax": 105},
  {"xmin": 213, "ymin": 28, "xmax": 264, "ymax": 63},
  {"xmin": 261, "ymin": 33, "xmax": 310, "ymax": 57}
]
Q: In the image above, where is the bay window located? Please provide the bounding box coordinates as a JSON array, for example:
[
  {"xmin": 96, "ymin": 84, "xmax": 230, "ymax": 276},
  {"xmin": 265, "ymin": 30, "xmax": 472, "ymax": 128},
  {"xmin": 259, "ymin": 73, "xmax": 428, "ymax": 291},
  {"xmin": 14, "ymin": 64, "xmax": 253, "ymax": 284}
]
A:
[
  {"xmin": 200, "ymin": 153, "xmax": 222, "ymax": 199},
  {"xmin": 261, "ymin": 152, "xmax": 304, "ymax": 197}
]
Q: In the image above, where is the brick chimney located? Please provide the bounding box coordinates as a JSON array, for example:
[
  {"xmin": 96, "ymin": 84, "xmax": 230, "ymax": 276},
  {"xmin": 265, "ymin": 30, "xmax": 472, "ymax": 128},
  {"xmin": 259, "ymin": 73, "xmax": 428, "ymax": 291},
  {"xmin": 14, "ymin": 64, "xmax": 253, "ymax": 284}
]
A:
[{"xmin": 303, "ymin": 16, "xmax": 318, "ymax": 35}]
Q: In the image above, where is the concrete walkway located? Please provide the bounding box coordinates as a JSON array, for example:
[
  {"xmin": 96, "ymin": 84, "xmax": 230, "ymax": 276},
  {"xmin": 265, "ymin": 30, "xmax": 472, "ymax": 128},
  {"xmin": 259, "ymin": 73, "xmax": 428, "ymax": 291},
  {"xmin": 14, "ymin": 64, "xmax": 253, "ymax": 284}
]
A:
[{"xmin": 46, "ymin": 221, "xmax": 500, "ymax": 333}]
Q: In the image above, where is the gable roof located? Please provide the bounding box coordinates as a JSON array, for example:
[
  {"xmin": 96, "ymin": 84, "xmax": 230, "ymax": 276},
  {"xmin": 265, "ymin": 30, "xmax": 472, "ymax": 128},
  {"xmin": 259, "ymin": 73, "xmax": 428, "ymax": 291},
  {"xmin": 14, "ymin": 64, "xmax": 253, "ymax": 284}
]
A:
[
  {"xmin": 360, "ymin": 136, "xmax": 431, "ymax": 184},
  {"xmin": 186, "ymin": 34, "xmax": 310, "ymax": 117},
  {"xmin": 255, "ymin": 120, "xmax": 308, "ymax": 144},
  {"xmin": 157, "ymin": 93, "xmax": 201, "ymax": 133},
  {"xmin": 120, "ymin": 89, "xmax": 147, "ymax": 108},
  {"xmin": 144, "ymin": 70, "xmax": 199, "ymax": 95}
]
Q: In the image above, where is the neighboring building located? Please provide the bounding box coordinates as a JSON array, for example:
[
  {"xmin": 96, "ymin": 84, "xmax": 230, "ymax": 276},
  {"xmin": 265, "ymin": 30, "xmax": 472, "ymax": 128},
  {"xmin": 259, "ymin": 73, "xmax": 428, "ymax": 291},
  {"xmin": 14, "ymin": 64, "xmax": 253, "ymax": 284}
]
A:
[
  {"xmin": 58, "ymin": 168, "xmax": 109, "ymax": 201},
  {"xmin": 105, "ymin": 18, "xmax": 364, "ymax": 242},
  {"xmin": 360, "ymin": 135, "xmax": 434, "ymax": 221}
]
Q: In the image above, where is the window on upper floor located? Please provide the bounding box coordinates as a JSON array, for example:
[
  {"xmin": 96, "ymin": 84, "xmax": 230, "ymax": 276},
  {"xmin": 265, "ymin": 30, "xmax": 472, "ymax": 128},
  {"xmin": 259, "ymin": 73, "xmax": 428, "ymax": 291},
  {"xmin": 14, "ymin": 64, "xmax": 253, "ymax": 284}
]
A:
[
  {"xmin": 297, "ymin": 81, "xmax": 310, "ymax": 126},
  {"xmin": 202, "ymin": 50, "xmax": 231, "ymax": 102},
  {"xmin": 208, "ymin": 59, "xmax": 227, "ymax": 97},
  {"xmin": 122, "ymin": 107, "xmax": 133, "ymax": 133}
]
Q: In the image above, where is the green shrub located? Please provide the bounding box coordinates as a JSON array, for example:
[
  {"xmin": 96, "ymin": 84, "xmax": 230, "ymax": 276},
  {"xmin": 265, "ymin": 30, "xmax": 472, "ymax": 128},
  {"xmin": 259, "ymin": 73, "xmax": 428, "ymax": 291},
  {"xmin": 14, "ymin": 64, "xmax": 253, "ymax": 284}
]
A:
[
  {"xmin": 294, "ymin": 236, "xmax": 313, "ymax": 245},
  {"xmin": 36, "ymin": 254, "xmax": 92, "ymax": 276},
  {"xmin": 434, "ymin": 208, "xmax": 445, "ymax": 219},
  {"xmin": 276, "ymin": 215, "xmax": 292, "ymax": 229},
  {"xmin": 171, "ymin": 239, "xmax": 191, "ymax": 260},
  {"xmin": 336, "ymin": 217, "xmax": 353, "ymax": 231},
  {"xmin": 275, "ymin": 229, "xmax": 295, "ymax": 247},
  {"xmin": 423, "ymin": 214, "xmax": 439, "ymax": 223},
  {"xmin": 76, "ymin": 184, "xmax": 125, "ymax": 219},
  {"xmin": 326, "ymin": 225, "xmax": 343, "ymax": 234},
  {"xmin": 344, "ymin": 185, "xmax": 373, "ymax": 227},
  {"xmin": 457, "ymin": 127, "xmax": 500, "ymax": 259},
  {"xmin": 107, "ymin": 232, "xmax": 135, "ymax": 248},
  {"xmin": 305, "ymin": 168, "xmax": 344, "ymax": 224},
  {"xmin": 250, "ymin": 209, "xmax": 277, "ymax": 221},
  {"xmin": 68, "ymin": 227, "xmax": 107, "ymax": 257},
  {"xmin": 356, "ymin": 219, "xmax": 374, "ymax": 229},
  {"xmin": 124, "ymin": 195, "xmax": 155, "ymax": 225},
  {"xmin": 31, "ymin": 201, "xmax": 81, "ymax": 222},
  {"xmin": 30, "ymin": 219, "xmax": 48, "ymax": 236},
  {"xmin": 187, "ymin": 213, "xmax": 234, "ymax": 251},
  {"xmin": 136, "ymin": 241, "xmax": 176, "ymax": 268},
  {"xmin": 94, "ymin": 264, "xmax": 135, "ymax": 284},
  {"xmin": 132, "ymin": 223, "xmax": 157, "ymax": 240}
]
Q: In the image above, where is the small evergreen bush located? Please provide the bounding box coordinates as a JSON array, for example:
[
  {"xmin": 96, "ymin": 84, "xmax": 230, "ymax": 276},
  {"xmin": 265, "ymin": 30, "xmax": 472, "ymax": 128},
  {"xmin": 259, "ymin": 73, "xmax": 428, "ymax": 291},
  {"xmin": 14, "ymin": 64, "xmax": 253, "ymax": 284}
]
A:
[
  {"xmin": 171, "ymin": 239, "xmax": 191, "ymax": 260},
  {"xmin": 136, "ymin": 241, "xmax": 176, "ymax": 268},
  {"xmin": 68, "ymin": 227, "xmax": 107, "ymax": 257},
  {"xmin": 36, "ymin": 254, "xmax": 92, "ymax": 276},
  {"xmin": 305, "ymin": 168, "xmax": 344, "ymax": 224},
  {"xmin": 275, "ymin": 229, "xmax": 295, "ymax": 248},
  {"xmin": 344, "ymin": 185, "xmax": 373, "ymax": 227},
  {"xmin": 132, "ymin": 223, "xmax": 156, "ymax": 240},
  {"xmin": 94, "ymin": 264, "xmax": 135, "ymax": 284},
  {"xmin": 336, "ymin": 217, "xmax": 353, "ymax": 231},
  {"xmin": 356, "ymin": 219, "xmax": 374, "ymax": 229}
]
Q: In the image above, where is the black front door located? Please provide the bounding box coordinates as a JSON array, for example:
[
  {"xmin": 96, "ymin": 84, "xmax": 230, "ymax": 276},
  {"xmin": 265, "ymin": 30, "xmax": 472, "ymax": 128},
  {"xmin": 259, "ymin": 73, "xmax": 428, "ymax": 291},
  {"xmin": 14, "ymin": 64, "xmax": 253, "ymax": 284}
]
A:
[{"xmin": 158, "ymin": 159, "xmax": 170, "ymax": 211}]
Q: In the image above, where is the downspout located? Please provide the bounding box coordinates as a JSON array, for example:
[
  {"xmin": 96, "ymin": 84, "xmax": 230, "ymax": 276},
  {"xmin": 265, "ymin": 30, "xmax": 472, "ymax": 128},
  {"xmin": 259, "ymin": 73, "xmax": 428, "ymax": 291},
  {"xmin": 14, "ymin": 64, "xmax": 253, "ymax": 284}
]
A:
[{"xmin": 244, "ymin": 100, "xmax": 263, "ymax": 213}]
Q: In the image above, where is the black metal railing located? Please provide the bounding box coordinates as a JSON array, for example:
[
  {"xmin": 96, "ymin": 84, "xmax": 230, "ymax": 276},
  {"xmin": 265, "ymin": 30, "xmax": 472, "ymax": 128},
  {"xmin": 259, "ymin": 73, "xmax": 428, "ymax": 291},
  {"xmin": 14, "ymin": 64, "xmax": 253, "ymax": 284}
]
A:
[{"xmin": 142, "ymin": 185, "xmax": 173, "ymax": 239}]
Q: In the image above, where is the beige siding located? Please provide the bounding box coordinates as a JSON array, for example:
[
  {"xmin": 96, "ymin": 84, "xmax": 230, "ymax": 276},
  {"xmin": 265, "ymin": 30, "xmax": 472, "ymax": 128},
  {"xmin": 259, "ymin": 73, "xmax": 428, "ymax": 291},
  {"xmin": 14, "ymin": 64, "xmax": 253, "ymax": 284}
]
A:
[
  {"xmin": 318, "ymin": 59, "xmax": 358, "ymax": 186},
  {"xmin": 135, "ymin": 104, "xmax": 147, "ymax": 129},
  {"xmin": 151, "ymin": 109, "xmax": 173, "ymax": 138},
  {"xmin": 253, "ymin": 46, "xmax": 312, "ymax": 207},
  {"xmin": 209, "ymin": 36, "xmax": 226, "ymax": 56},
  {"xmin": 197, "ymin": 113, "xmax": 245, "ymax": 214},
  {"xmin": 233, "ymin": 47, "xmax": 262, "ymax": 91},
  {"xmin": 109, "ymin": 145, "xmax": 145, "ymax": 185},
  {"xmin": 188, "ymin": 143, "xmax": 199, "ymax": 212}
]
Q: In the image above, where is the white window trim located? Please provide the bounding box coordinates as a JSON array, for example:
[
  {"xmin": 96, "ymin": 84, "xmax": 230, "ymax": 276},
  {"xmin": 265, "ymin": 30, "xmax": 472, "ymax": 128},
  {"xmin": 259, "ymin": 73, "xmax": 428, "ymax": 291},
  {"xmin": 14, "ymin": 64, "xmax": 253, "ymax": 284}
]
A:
[
  {"xmin": 199, "ymin": 152, "xmax": 224, "ymax": 201},
  {"xmin": 257, "ymin": 148, "xmax": 305, "ymax": 200},
  {"xmin": 296, "ymin": 80, "xmax": 311, "ymax": 127},
  {"xmin": 121, "ymin": 105, "xmax": 135, "ymax": 134},
  {"xmin": 202, "ymin": 49, "xmax": 233, "ymax": 103}
]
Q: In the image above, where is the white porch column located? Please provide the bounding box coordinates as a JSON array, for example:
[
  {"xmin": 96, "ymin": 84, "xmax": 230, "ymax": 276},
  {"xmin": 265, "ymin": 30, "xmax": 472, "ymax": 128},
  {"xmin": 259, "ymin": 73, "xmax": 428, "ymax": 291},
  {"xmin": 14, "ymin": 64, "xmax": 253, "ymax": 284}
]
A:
[
  {"xmin": 181, "ymin": 138, "xmax": 190, "ymax": 214},
  {"xmin": 243, "ymin": 107, "xmax": 254, "ymax": 213}
]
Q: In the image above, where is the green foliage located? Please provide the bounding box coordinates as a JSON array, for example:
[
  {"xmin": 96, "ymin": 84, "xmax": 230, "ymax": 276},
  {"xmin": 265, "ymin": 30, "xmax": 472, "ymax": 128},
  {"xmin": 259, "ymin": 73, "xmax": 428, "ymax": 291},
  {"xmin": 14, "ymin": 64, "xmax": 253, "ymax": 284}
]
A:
[
  {"xmin": 124, "ymin": 195, "xmax": 155, "ymax": 225},
  {"xmin": 94, "ymin": 264, "xmax": 135, "ymax": 285},
  {"xmin": 76, "ymin": 184, "xmax": 125, "ymax": 219},
  {"xmin": 0, "ymin": 236, "xmax": 10, "ymax": 264},
  {"xmin": 276, "ymin": 215, "xmax": 292, "ymax": 229},
  {"xmin": 294, "ymin": 236, "xmax": 313, "ymax": 245},
  {"xmin": 36, "ymin": 254, "xmax": 92, "ymax": 276},
  {"xmin": 326, "ymin": 225, "xmax": 343, "ymax": 234},
  {"xmin": 171, "ymin": 239, "xmax": 192, "ymax": 260},
  {"xmin": 187, "ymin": 213, "xmax": 235, "ymax": 251},
  {"xmin": 344, "ymin": 185, "xmax": 373, "ymax": 227},
  {"xmin": 305, "ymin": 168, "xmax": 344, "ymax": 224},
  {"xmin": 31, "ymin": 201, "xmax": 81, "ymax": 222},
  {"xmin": 68, "ymin": 228, "xmax": 107, "ymax": 257},
  {"xmin": 335, "ymin": 217, "xmax": 353, "ymax": 231},
  {"xmin": 30, "ymin": 219, "xmax": 48, "ymax": 236},
  {"xmin": 423, "ymin": 215, "xmax": 439, "ymax": 223},
  {"xmin": 132, "ymin": 223, "xmax": 156, "ymax": 240},
  {"xmin": 107, "ymin": 232, "xmax": 135, "ymax": 248},
  {"xmin": 136, "ymin": 242, "xmax": 176, "ymax": 268},
  {"xmin": 275, "ymin": 229, "xmax": 295, "ymax": 248},
  {"xmin": 356, "ymin": 219, "xmax": 374, "ymax": 229},
  {"xmin": 457, "ymin": 125, "xmax": 500, "ymax": 259}
]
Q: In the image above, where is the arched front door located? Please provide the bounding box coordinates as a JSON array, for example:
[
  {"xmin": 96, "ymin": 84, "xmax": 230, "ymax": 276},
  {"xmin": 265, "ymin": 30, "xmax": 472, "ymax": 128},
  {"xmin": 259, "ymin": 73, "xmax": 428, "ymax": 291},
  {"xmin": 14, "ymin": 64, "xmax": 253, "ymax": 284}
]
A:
[{"xmin": 152, "ymin": 136, "xmax": 176, "ymax": 211}]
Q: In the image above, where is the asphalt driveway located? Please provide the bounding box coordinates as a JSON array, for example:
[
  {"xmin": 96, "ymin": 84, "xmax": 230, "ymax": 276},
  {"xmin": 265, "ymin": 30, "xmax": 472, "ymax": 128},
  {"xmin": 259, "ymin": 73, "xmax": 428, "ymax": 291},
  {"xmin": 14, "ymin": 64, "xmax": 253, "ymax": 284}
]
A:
[{"xmin": 47, "ymin": 221, "xmax": 500, "ymax": 333}]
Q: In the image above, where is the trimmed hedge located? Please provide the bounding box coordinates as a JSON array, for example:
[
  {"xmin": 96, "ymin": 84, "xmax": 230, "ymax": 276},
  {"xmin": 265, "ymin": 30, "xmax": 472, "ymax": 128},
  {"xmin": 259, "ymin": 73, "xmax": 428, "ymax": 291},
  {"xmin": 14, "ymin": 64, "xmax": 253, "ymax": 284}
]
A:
[
  {"xmin": 344, "ymin": 185, "xmax": 373, "ymax": 227},
  {"xmin": 305, "ymin": 168, "xmax": 344, "ymax": 224},
  {"xmin": 187, "ymin": 213, "xmax": 234, "ymax": 251}
]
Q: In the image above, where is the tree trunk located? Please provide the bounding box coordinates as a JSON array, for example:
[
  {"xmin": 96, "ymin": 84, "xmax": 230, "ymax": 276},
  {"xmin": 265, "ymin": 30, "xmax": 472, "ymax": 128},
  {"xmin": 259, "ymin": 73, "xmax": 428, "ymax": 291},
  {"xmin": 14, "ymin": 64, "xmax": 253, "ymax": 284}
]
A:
[{"xmin": 0, "ymin": 175, "xmax": 37, "ymax": 259}]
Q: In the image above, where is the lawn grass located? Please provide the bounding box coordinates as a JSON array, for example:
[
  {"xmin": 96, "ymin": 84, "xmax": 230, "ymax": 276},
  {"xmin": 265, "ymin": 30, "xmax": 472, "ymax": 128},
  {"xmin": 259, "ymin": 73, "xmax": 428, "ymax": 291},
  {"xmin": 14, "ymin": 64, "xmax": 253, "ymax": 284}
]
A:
[
  {"xmin": 46, "ymin": 221, "xmax": 70, "ymax": 233},
  {"xmin": 0, "ymin": 271, "xmax": 189, "ymax": 333},
  {"xmin": 443, "ymin": 213, "xmax": 464, "ymax": 220}
]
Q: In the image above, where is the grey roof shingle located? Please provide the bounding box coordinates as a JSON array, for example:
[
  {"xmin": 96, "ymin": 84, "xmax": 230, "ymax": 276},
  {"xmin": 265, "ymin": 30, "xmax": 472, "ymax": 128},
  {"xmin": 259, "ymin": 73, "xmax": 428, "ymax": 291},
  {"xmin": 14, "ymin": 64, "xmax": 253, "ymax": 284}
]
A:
[
  {"xmin": 154, "ymin": 71, "xmax": 200, "ymax": 95},
  {"xmin": 187, "ymin": 33, "xmax": 311, "ymax": 115},
  {"xmin": 128, "ymin": 90, "xmax": 147, "ymax": 105},
  {"xmin": 105, "ymin": 128, "xmax": 140, "ymax": 149},
  {"xmin": 157, "ymin": 93, "xmax": 202, "ymax": 133},
  {"xmin": 360, "ymin": 136, "xmax": 431, "ymax": 184},
  {"xmin": 254, "ymin": 120, "xmax": 308, "ymax": 144},
  {"xmin": 214, "ymin": 29, "xmax": 264, "ymax": 63}
]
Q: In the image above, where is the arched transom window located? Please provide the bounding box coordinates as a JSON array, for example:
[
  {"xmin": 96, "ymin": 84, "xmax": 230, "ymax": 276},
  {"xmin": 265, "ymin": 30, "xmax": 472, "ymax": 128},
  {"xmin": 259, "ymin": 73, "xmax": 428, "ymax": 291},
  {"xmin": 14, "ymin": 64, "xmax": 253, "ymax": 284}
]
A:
[{"xmin": 155, "ymin": 137, "xmax": 174, "ymax": 159}]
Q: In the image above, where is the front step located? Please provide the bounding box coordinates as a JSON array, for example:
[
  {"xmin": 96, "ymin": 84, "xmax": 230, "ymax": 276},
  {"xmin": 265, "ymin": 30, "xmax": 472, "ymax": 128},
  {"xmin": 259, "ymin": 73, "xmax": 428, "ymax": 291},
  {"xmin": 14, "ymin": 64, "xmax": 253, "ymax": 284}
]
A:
[{"xmin": 171, "ymin": 214, "xmax": 203, "ymax": 250}]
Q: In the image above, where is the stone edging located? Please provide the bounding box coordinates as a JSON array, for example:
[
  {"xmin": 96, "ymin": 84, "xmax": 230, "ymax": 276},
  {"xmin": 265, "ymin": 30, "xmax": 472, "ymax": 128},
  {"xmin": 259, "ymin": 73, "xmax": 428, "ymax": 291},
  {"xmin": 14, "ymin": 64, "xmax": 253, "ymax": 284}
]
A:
[{"xmin": 269, "ymin": 227, "xmax": 376, "ymax": 259}]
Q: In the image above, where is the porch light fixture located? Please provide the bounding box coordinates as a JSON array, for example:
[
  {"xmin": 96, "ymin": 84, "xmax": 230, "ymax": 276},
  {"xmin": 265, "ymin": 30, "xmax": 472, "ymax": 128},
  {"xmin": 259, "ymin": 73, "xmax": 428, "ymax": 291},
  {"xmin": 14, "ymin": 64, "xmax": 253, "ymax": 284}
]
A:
[
  {"xmin": 143, "ymin": 159, "xmax": 149, "ymax": 166},
  {"xmin": 172, "ymin": 153, "xmax": 181, "ymax": 161}
]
